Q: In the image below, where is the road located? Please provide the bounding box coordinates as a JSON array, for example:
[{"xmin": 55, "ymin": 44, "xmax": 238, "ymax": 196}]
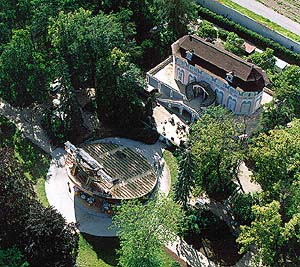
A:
[{"xmin": 230, "ymin": 0, "xmax": 300, "ymax": 35}]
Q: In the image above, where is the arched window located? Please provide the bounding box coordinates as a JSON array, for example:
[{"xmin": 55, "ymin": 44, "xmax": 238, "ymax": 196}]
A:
[{"xmin": 177, "ymin": 67, "xmax": 184, "ymax": 83}]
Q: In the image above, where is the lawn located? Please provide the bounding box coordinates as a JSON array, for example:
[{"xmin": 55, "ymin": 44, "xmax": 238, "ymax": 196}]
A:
[
  {"xmin": 216, "ymin": 0, "xmax": 300, "ymax": 42},
  {"xmin": 163, "ymin": 150, "xmax": 179, "ymax": 188}
]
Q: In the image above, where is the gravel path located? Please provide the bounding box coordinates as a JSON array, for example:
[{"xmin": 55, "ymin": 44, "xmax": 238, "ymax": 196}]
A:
[
  {"xmin": 230, "ymin": 0, "xmax": 300, "ymax": 35},
  {"xmin": 0, "ymin": 99, "xmax": 53, "ymax": 153}
]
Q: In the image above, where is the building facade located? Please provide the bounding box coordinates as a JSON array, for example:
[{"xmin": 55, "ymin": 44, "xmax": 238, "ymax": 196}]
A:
[{"xmin": 147, "ymin": 35, "xmax": 269, "ymax": 121}]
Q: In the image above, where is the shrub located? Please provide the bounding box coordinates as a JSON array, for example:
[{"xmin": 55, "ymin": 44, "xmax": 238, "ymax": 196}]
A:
[
  {"xmin": 197, "ymin": 6, "xmax": 300, "ymax": 65},
  {"xmin": 231, "ymin": 193, "xmax": 259, "ymax": 225}
]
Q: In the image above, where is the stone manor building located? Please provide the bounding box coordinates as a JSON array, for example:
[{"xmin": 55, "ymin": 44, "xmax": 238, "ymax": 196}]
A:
[{"xmin": 146, "ymin": 35, "xmax": 270, "ymax": 122}]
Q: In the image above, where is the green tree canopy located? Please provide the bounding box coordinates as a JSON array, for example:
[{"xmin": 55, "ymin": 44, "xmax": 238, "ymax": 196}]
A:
[
  {"xmin": 174, "ymin": 147, "xmax": 197, "ymax": 209},
  {"xmin": 190, "ymin": 106, "xmax": 243, "ymax": 199},
  {"xmin": 113, "ymin": 195, "xmax": 183, "ymax": 267},
  {"xmin": 250, "ymin": 119, "xmax": 300, "ymax": 193},
  {"xmin": 224, "ymin": 32, "xmax": 245, "ymax": 56},
  {"xmin": 0, "ymin": 28, "xmax": 48, "ymax": 106},
  {"xmin": 96, "ymin": 48, "xmax": 146, "ymax": 127},
  {"xmin": 237, "ymin": 201, "xmax": 300, "ymax": 267},
  {"xmin": 48, "ymin": 8, "xmax": 136, "ymax": 90},
  {"xmin": 196, "ymin": 20, "xmax": 217, "ymax": 39},
  {"xmin": 0, "ymin": 146, "xmax": 79, "ymax": 267},
  {"xmin": 155, "ymin": 0, "xmax": 197, "ymax": 43},
  {"xmin": 248, "ymin": 48, "xmax": 276, "ymax": 73},
  {"xmin": 0, "ymin": 247, "xmax": 29, "ymax": 267},
  {"xmin": 260, "ymin": 65, "xmax": 300, "ymax": 131}
]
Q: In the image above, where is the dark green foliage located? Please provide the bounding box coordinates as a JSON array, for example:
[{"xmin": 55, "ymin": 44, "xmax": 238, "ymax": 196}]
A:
[
  {"xmin": 96, "ymin": 48, "xmax": 146, "ymax": 127},
  {"xmin": 0, "ymin": 146, "xmax": 79, "ymax": 267},
  {"xmin": 0, "ymin": 28, "xmax": 49, "ymax": 106},
  {"xmin": 171, "ymin": 262, "xmax": 181, "ymax": 267},
  {"xmin": 182, "ymin": 207, "xmax": 223, "ymax": 235},
  {"xmin": 260, "ymin": 65, "xmax": 300, "ymax": 131},
  {"xmin": 174, "ymin": 147, "xmax": 197, "ymax": 209},
  {"xmin": 224, "ymin": 32, "xmax": 245, "ymax": 56},
  {"xmin": 48, "ymin": 8, "xmax": 137, "ymax": 90},
  {"xmin": 196, "ymin": 20, "xmax": 218, "ymax": 39},
  {"xmin": 155, "ymin": 0, "xmax": 197, "ymax": 45},
  {"xmin": 0, "ymin": 247, "xmax": 29, "ymax": 267},
  {"xmin": 198, "ymin": 6, "xmax": 300, "ymax": 65},
  {"xmin": 0, "ymin": 116, "xmax": 16, "ymax": 146},
  {"xmin": 231, "ymin": 193, "xmax": 259, "ymax": 225},
  {"xmin": 190, "ymin": 106, "xmax": 242, "ymax": 199},
  {"xmin": 247, "ymin": 48, "xmax": 276, "ymax": 73}
]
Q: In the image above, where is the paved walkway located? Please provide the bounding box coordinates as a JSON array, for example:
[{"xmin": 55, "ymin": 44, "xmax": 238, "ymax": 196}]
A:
[
  {"xmin": 46, "ymin": 138, "xmax": 171, "ymax": 236},
  {"xmin": 0, "ymin": 99, "xmax": 53, "ymax": 153},
  {"xmin": 230, "ymin": 0, "xmax": 300, "ymax": 35},
  {"xmin": 237, "ymin": 161, "xmax": 261, "ymax": 194}
]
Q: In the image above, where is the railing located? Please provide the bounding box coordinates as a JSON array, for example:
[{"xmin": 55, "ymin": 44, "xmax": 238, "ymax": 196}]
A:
[
  {"xmin": 147, "ymin": 56, "xmax": 173, "ymax": 75},
  {"xmin": 157, "ymin": 98, "xmax": 201, "ymax": 120}
]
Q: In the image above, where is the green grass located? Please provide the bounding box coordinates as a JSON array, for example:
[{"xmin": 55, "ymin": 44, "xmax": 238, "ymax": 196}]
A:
[
  {"xmin": 33, "ymin": 176, "xmax": 49, "ymax": 207},
  {"xmin": 216, "ymin": 0, "xmax": 300, "ymax": 42},
  {"xmin": 77, "ymin": 234, "xmax": 179, "ymax": 267},
  {"xmin": 163, "ymin": 150, "xmax": 179, "ymax": 188},
  {"xmin": 77, "ymin": 234, "xmax": 119, "ymax": 267}
]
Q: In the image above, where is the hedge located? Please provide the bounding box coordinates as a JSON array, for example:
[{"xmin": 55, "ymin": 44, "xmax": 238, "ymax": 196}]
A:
[{"xmin": 197, "ymin": 6, "xmax": 300, "ymax": 65}]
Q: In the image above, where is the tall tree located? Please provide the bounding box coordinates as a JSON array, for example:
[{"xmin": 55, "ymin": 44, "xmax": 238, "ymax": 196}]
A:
[
  {"xmin": 0, "ymin": 146, "xmax": 79, "ymax": 267},
  {"xmin": 190, "ymin": 106, "xmax": 243, "ymax": 199},
  {"xmin": 155, "ymin": 0, "xmax": 197, "ymax": 43},
  {"xmin": 0, "ymin": 28, "xmax": 48, "ymax": 106},
  {"xmin": 174, "ymin": 147, "xmax": 197, "ymax": 209},
  {"xmin": 48, "ymin": 8, "xmax": 136, "ymax": 90},
  {"xmin": 237, "ymin": 201, "xmax": 300, "ymax": 267},
  {"xmin": 240, "ymin": 120, "xmax": 300, "ymax": 266},
  {"xmin": 96, "ymin": 48, "xmax": 146, "ymax": 127},
  {"xmin": 113, "ymin": 195, "xmax": 183, "ymax": 267},
  {"xmin": 249, "ymin": 119, "xmax": 300, "ymax": 192},
  {"xmin": 260, "ymin": 65, "xmax": 300, "ymax": 131}
]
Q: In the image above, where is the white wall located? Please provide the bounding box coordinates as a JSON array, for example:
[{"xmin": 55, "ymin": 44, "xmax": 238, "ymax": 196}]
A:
[{"xmin": 196, "ymin": 0, "xmax": 300, "ymax": 53}]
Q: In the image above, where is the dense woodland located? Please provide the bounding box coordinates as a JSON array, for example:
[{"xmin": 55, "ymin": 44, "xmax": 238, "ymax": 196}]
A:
[{"xmin": 1, "ymin": 0, "xmax": 300, "ymax": 266}]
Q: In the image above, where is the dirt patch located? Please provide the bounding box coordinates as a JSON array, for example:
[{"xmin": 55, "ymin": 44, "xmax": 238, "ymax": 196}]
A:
[
  {"xmin": 184, "ymin": 220, "xmax": 243, "ymax": 266},
  {"xmin": 256, "ymin": 0, "xmax": 300, "ymax": 24}
]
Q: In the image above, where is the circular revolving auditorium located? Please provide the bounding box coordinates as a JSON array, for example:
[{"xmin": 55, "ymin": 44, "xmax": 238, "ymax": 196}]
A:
[{"xmin": 64, "ymin": 141, "xmax": 158, "ymax": 214}]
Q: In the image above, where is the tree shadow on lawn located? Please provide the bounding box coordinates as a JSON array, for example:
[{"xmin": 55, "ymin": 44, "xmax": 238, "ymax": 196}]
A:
[{"xmin": 81, "ymin": 233, "xmax": 120, "ymax": 266}]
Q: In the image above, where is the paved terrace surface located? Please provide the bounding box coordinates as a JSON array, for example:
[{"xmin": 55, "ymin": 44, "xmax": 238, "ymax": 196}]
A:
[
  {"xmin": 230, "ymin": 0, "xmax": 300, "ymax": 35},
  {"xmin": 0, "ymin": 99, "xmax": 53, "ymax": 153}
]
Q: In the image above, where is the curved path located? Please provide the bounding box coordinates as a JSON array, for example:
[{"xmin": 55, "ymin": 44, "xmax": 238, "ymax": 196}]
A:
[
  {"xmin": 230, "ymin": 0, "xmax": 300, "ymax": 35},
  {"xmin": 45, "ymin": 138, "xmax": 170, "ymax": 237}
]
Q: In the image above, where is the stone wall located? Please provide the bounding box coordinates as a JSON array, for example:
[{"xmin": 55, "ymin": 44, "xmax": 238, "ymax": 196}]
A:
[{"xmin": 196, "ymin": 0, "xmax": 300, "ymax": 53}]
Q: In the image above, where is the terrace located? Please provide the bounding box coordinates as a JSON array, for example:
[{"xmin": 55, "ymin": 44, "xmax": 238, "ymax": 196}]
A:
[{"xmin": 66, "ymin": 142, "xmax": 158, "ymax": 200}]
